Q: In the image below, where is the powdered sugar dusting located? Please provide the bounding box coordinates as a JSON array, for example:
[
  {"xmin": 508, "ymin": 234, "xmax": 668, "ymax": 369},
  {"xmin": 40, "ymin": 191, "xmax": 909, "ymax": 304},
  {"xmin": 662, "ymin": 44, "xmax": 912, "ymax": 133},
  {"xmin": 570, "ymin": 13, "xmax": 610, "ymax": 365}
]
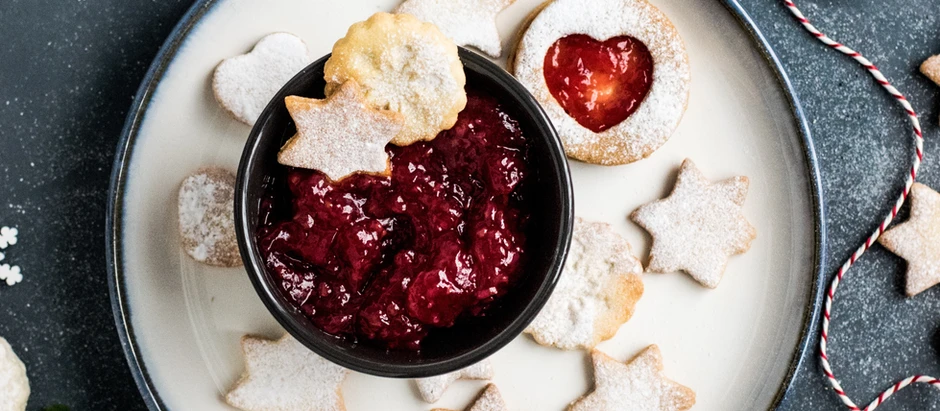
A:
[
  {"xmin": 877, "ymin": 183, "xmax": 940, "ymax": 296},
  {"xmin": 570, "ymin": 346, "xmax": 695, "ymax": 411},
  {"xmin": 212, "ymin": 32, "xmax": 311, "ymax": 126},
  {"xmin": 416, "ymin": 359, "xmax": 494, "ymax": 403},
  {"xmin": 512, "ymin": 0, "xmax": 691, "ymax": 165},
  {"xmin": 0, "ymin": 337, "xmax": 29, "ymax": 411},
  {"xmin": 324, "ymin": 13, "xmax": 467, "ymax": 145},
  {"xmin": 178, "ymin": 167, "xmax": 240, "ymax": 267},
  {"xmin": 467, "ymin": 384, "xmax": 508, "ymax": 411},
  {"xmin": 525, "ymin": 218, "xmax": 643, "ymax": 350},
  {"xmin": 396, "ymin": 0, "xmax": 515, "ymax": 58},
  {"xmin": 277, "ymin": 81, "xmax": 402, "ymax": 180},
  {"xmin": 225, "ymin": 335, "xmax": 348, "ymax": 411},
  {"xmin": 631, "ymin": 159, "xmax": 755, "ymax": 288}
]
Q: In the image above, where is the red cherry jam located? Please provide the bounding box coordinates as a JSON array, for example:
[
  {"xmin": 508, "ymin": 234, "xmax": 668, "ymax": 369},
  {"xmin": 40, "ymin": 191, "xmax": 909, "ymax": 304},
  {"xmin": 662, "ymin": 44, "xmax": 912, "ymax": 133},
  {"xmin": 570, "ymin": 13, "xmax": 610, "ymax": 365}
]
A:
[
  {"xmin": 257, "ymin": 89, "xmax": 532, "ymax": 350},
  {"xmin": 543, "ymin": 34, "xmax": 654, "ymax": 133}
]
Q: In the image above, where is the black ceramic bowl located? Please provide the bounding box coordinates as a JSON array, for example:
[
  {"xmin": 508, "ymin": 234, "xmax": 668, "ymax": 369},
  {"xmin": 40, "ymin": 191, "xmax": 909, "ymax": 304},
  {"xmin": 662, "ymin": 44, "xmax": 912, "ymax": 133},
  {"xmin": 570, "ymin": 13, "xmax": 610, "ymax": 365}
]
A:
[{"xmin": 234, "ymin": 48, "xmax": 574, "ymax": 378}]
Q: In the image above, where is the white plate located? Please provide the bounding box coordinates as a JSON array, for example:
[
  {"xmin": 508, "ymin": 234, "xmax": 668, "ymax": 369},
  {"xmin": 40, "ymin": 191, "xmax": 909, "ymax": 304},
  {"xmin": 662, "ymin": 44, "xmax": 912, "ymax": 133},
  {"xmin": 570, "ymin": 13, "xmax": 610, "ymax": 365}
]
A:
[{"xmin": 107, "ymin": 0, "xmax": 824, "ymax": 409}]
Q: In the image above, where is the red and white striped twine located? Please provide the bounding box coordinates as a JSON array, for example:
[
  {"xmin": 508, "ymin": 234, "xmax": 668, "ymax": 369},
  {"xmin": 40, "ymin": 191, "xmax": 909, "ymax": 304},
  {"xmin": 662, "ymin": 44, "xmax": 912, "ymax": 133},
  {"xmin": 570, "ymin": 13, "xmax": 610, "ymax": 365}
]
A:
[{"xmin": 782, "ymin": 1, "xmax": 935, "ymax": 410}]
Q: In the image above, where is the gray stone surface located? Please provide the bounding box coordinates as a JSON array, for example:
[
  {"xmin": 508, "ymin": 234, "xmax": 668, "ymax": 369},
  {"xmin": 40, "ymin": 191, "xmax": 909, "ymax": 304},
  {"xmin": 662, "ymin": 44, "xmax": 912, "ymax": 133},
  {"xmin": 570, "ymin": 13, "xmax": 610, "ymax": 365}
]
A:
[
  {"xmin": 0, "ymin": 0, "xmax": 937, "ymax": 409},
  {"xmin": 739, "ymin": 1, "xmax": 940, "ymax": 410}
]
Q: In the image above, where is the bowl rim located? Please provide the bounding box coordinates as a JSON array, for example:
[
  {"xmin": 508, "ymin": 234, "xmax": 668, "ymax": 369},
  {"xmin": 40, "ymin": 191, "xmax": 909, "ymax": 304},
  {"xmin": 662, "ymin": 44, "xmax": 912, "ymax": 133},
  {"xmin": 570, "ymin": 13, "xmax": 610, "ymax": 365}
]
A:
[{"xmin": 232, "ymin": 48, "xmax": 575, "ymax": 377}]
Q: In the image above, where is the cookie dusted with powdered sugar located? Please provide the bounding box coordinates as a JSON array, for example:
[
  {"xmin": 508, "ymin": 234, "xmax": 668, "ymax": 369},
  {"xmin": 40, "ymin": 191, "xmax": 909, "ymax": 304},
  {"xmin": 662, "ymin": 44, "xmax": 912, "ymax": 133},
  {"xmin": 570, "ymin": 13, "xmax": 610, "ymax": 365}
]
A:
[
  {"xmin": 226, "ymin": 335, "xmax": 349, "ymax": 411},
  {"xmin": 0, "ymin": 337, "xmax": 29, "ymax": 411},
  {"xmin": 324, "ymin": 13, "xmax": 466, "ymax": 145},
  {"xmin": 878, "ymin": 183, "xmax": 940, "ymax": 296},
  {"xmin": 432, "ymin": 384, "xmax": 508, "ymax": 411},
  {"xmin": 395, "ymin": 0, "xmax": 516, "ymax": 58},
  {"xmin": 511, "ymin": 0, "xmax": 690, "ymax": 165},
  {"xmin": 630, "ymin": 159, "xmax": 755, "ymax": 288},
  {"xmin": 415, "ymin": 359, "xmax": 494, "ymax": 403},
  {"xmin": 277, "ymin": 80, "xmax": 403, "ymax": 181},
  {"xmin": 178, "ymin": 167, "xmax": 241, "ymax": 267},
  {"xmin": 570, "ymin": 346, "xmax": 694, "ymax": 411},
  {"xmin": 213, "ymin": 33, "xmax": 311, "ymax": 126},
  {"xmin": 525, "ymin": 218, "xmax": 643, "ymax": 350}
]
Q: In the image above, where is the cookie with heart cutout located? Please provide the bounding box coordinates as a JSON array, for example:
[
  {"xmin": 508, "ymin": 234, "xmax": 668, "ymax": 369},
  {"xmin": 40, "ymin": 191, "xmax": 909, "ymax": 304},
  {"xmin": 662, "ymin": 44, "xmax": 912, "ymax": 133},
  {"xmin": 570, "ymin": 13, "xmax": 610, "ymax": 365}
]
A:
[{"xmin": 510, "ymin": 0, "xmax": 690, "ymax": 165}]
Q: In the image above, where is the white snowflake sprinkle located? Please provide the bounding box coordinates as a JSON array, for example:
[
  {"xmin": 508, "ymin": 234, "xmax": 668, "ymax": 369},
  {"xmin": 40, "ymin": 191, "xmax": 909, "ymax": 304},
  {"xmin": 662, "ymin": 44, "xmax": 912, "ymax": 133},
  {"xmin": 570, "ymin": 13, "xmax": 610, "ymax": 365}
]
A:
[
  {"xmin": 0, "ymin": 264, "xmax": 22, "ymax": 286},
  {"xmin": 0, "ymin": 226, "xmax": 18, "ymax": 249}
]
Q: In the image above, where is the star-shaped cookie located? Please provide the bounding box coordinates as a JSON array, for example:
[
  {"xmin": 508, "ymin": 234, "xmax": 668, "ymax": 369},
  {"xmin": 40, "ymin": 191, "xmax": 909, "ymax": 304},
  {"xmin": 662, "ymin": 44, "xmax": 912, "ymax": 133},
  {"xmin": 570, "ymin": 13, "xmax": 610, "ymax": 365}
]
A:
[
  {"xmin": 878, "ymin": 182, "xmax": 940, "ymax": 296},
  {"xmin": 277, "ymin": 80, "xmax": 403, "ymax": 181},
  {"xmin": 630, "ymin": 159, "xmax": 756, "ymax": 288},
  {"xmin": 416, "ymin": 359, "xmax": 494, "ymax": 403},
  {"xmin": 921, "ymin": 55, "xmax": 940, "ymax": 86},
  {"xmin": 395, "ymin": 0, "xmax": 516, "ymax": 58},
  {"xmin": 225, "ymin": 334, "xmax": 349, "ymax": 411},
  {"xmin": 570, "ymin": 346, "xmax": 695, "ymax": 411},
  {"xmin": 432, "ymin": 384, "xmax": 508, "ymax": 411}
]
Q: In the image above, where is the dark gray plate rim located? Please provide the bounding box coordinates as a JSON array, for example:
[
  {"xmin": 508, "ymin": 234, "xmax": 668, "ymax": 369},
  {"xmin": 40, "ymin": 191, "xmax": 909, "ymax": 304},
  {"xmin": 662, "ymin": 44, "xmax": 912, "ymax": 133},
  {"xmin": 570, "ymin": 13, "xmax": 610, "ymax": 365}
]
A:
[{"xmin": 105, "ymin": 1, "xmax": 827, "ymax": 409}]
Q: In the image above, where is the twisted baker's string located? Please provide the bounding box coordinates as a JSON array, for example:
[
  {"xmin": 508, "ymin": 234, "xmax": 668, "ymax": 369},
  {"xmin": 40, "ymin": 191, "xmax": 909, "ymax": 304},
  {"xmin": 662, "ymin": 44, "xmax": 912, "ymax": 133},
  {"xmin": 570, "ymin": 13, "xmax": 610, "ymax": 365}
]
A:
[{"xmin": 782, "ymin": 1, "xmax": 936, "ymax": 410}]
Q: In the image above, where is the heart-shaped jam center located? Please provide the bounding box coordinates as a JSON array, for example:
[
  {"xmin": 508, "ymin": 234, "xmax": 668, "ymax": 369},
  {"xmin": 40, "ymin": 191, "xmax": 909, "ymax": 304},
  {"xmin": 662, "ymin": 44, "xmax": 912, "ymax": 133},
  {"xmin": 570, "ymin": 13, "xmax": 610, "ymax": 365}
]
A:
[{"xmin": 543, "ymin": 34, "xmax": 654, "ymax": 133}]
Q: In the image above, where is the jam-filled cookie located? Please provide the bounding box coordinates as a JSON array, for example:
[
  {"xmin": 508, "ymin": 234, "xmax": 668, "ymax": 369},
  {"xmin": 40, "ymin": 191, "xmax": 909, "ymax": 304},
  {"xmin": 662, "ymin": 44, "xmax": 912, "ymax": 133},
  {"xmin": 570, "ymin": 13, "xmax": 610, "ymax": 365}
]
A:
[
  {"xmin": 510, "ymin": 0, "xmax": 690, "ymax": 165},
  {"xmin": 324, "ymin": 12, "xmax": 467, "ymax": 146}
]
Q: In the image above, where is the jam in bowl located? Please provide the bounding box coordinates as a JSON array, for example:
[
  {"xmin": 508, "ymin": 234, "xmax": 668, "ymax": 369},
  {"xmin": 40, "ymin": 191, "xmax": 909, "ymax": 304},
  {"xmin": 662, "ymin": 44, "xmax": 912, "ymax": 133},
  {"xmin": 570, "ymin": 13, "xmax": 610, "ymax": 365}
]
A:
[{"xmin": 235, "ymin": 49, "xmax": 573, "ymax": 378}]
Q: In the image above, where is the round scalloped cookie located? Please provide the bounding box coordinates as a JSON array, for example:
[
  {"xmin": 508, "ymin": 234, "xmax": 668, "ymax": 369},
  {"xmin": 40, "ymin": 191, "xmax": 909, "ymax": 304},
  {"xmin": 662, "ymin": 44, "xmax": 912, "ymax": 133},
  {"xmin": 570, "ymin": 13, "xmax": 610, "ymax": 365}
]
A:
[
  {"xmin": 324, "ymin": 12, "xmax": 466, "ymax": 146},
  {"xmin": 0, "ymin": 337, "xmax": 29, "ymax": 411},
  {"xmin": 510, "ymin": 0, "xmax": 691, "ymax": 165},
  {"xmin": 525, "ymin": 218, "xmax": 644, "ymax": 350}
]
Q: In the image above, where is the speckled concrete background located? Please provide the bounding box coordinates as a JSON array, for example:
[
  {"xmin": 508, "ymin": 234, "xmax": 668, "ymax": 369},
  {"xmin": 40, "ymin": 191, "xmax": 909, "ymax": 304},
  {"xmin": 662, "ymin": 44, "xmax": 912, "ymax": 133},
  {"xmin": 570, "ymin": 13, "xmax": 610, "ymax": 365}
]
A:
[{"xmin": 0, "ymin": 0, "xmax": 937, "ymax": 410}]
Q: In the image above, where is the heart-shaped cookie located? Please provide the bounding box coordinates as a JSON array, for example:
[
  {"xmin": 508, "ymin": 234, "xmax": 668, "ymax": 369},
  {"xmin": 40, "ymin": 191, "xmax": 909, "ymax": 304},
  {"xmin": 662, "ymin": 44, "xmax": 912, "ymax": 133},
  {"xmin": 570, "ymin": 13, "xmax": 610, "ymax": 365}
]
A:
[
  {"xmin": 212, "ymin": 33, "xmax": 311, "ymax": 126},
  {"xmin": 543, "ymin": 34, "xmax": 653, "ymax": 133}
]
